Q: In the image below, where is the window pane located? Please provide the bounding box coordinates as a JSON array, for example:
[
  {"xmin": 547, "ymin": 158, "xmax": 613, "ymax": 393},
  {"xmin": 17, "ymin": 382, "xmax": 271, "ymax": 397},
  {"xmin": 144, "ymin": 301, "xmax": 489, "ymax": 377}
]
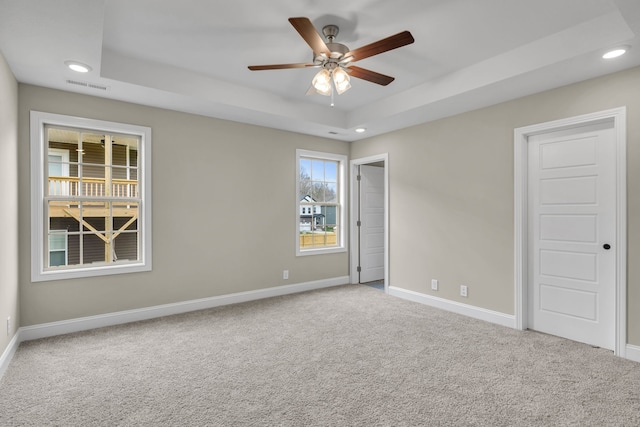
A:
[
  {"xmin": 112, "ymin": 173, "xmax": 139, "ymax": 198},
  {"xmin": 79, "ymin": 202, "xmax": 109, "ymax": 232},
  {"xmin": 48, "ymin": 155, "xmax": 63, "ymax": 176},
  {"xmin": 114, "ymin": 231, "xmax": 139, "ymax": 261},
  {"xmin": 299, "ymin": 181, "xmax": 311, "ymax": 200},
  {"xmin": 311, "ymin": 159, "xmax": 324, "ymax": 181},
  {"xmin": 325, "ymin": 161, "xmax": 337, "ymax": 182},
  {"xmin": 49, "ymin": 232, "xmax": 66, "ymax": 251},
  {"xmin": 67, "ymin": 234, "xmax": 80, "ymax": 266},
  {"xmin": 299, "ymin": 158, "xmax": 312, "ymax": 199},
  {"xmin": 114, "ymin": 202, "xmax": 139, "ymax": 229},
  {"xmin": 300, "ymin": 158, "xmax": 311, "ymax": 177},
  {"xmin": 311, "ymin": 182, "xmax": 324, "ymax": 202},
  {"xmin": 49, "ymin": 251, "xmax": 66, "ymax": 267},
  {"xmin": 83, "ymin": 233, "xmax": 106, "ymax": 264},
  {"xmin": 325, "ymin": 182, "xmax": 337, "ymax": 203},
  {"xmin": 81, "ymin": 132, "xmax": 106, "ymax": 167},
  {"xmin": 49, "ymin": 201, "xmax": 78, "ymax": 227},
  {"xmin": 323, "ymin": 206, "xmax": 338, "ymax": 229},
  {"xmin": 47, "ymin": 130, "xmax": 75, "ymax": 196}
]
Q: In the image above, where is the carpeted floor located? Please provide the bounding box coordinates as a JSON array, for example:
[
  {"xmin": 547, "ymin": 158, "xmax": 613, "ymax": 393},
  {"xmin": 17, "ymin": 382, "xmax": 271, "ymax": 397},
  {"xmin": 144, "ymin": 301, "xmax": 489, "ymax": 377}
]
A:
[{"xmin": 1, "ymin": 284, "xmax": 639, "ymax": 426}]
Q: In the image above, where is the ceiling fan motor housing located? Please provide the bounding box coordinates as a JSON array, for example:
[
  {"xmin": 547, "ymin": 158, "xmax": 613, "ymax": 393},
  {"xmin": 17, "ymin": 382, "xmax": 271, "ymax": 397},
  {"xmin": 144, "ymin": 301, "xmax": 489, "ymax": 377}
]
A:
[
  {"xmin": 314, "ymin": 25, "xmax": 350, "ymax": 70},
  {"xmin": 322, "ymin": 24, "xmax": 339, "ymax": 41}
]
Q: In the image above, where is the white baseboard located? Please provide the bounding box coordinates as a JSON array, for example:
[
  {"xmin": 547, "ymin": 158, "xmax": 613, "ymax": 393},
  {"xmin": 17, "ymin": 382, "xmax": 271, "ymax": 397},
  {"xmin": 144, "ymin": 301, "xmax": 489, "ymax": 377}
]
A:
[
  {"xmin": 18, "ymin": 276, "xmax": 349, "ymax": 344},
  {"xmin": 625, "ymin": 344, "xmax": 640, "ymax": 363},
  {"xmin": 388, "ymin": 286, "xmax": 517, "ymax": 328},
  {"xmin": 0, "ymin": 331, "xmax": 21, "ymax": 381},
  {"xmin": 0, "ymin": 277, "xmax": 346, "ymax": 380},
  {"xmin": 5, "ymin": 278, "xmax": 635, "ymax": 380},
  {"xmin": 388, "ymin": 286, "xmax": 640, "ymax": 364}
]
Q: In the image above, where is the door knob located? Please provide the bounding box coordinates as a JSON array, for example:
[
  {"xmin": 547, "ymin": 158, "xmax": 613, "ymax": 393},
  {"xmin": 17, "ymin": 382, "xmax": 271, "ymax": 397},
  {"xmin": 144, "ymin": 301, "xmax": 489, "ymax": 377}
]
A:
[{"xmin": 603, "ymin": 244, "xmax": 611, "ymax": 250}]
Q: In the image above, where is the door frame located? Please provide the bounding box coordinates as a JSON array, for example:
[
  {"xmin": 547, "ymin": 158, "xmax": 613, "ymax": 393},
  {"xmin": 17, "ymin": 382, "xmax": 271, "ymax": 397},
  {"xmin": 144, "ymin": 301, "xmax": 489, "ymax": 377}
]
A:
[
  {"xmin": 514, "ymin": 107, "xmax": 627, "ymax": 357},
  {"xmin": 350, "ymin": 153, "xmax": 389, "ymax": 292}
]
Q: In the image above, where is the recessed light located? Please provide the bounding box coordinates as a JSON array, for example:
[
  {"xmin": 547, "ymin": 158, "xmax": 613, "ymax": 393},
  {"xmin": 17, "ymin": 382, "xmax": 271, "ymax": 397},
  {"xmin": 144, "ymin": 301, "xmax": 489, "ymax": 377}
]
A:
[
  {"xmin": 65, "ymin": 60, "xmax": 92, "ymax": 73},
  {"xmin": 355, "ymin": 128, "xmax": 366, "ymax": 133},
  {"xmin": 602, "ymin": 47, "xmax": 629, "ymax": 59}
]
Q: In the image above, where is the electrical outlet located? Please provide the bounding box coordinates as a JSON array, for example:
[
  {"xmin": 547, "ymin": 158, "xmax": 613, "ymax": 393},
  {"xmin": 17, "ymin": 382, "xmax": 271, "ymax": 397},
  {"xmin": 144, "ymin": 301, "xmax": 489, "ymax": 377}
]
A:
[
  {"xmin": 460, "ymin": 285, "xmax": 468, "ymax": 297},
  {"xmin": 6, "ymin": 317, "xmax": 10, "ymax": 336},
  {"xmin": 431, "ymin": 279, "xmax": 438, "ymax": 291},
  {"xmin": 283, "ymin": 270, "xmax": 289, "ymax": 280}
]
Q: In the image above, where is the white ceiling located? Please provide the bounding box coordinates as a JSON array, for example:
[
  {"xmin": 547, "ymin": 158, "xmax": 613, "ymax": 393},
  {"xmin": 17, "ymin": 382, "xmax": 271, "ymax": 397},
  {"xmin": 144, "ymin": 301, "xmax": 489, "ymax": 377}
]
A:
[{"xmin": 1, "ymin": 0, "xmax": 640, "ymax": 141}]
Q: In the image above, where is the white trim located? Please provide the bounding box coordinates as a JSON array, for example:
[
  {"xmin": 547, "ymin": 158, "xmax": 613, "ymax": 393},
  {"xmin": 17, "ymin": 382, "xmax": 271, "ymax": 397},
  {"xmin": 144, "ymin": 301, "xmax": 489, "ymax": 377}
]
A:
[
  {"xmin": 514, "ymin": 107, "xmax": 627, "ymax": 357},
  {"xmin": 18, "ymin": 276, "xmax": 349, "ymax": 342},
  {"xmin": 625, "ymin": 345, "xmax": 640, "ymax": 363},
  {"xmin": 350, "ymin": 154, "xmax": 389, "ymax": 293},
  {"xmin": 388, "ymin": 286, "xmax": 516, "ymax": 328},
  {"xmin": 295, "ymin": 149, "xmax": 347, "ymax": 256},
  {"xmin": 0, "ymin": 332, "xmax": 21, "ymax": 381},
  {"xmin": 30, "ymin": 111, "xmax": 152, "ymax": 282}
]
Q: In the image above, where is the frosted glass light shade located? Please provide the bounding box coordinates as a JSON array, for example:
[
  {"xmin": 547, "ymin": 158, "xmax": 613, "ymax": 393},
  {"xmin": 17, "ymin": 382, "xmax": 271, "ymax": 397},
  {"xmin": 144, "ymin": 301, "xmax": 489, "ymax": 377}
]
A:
[
  {"xmin": 332, "ymin": 68, "xmax": 351, "ymax": 94},
  {"xmin": 312, "ymin": 69, "xmax": 332, "ymax": 96}
]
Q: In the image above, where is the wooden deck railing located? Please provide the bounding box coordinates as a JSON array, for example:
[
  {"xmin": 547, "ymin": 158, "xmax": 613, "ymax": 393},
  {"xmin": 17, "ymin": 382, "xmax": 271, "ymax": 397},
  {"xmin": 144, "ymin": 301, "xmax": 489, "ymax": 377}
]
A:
[{"xmin": 48, "ymin": 176, "xmax": 138, "ymax": 198}]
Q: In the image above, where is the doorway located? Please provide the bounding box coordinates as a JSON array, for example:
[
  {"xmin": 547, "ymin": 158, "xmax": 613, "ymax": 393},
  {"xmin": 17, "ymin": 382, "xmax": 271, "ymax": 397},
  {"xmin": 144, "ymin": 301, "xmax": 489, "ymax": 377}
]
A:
[
  {"xmin": 350, "ymin": 154, "xmax": 389, "ymax": 292},
  {"xmin": 514, "ymin": 108, "xmax": 627, "ymax": 356}
]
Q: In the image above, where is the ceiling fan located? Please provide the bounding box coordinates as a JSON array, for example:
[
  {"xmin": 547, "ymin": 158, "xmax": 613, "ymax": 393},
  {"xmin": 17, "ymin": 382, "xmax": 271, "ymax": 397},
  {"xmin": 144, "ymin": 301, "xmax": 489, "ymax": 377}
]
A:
[{"xmin": 248, "ymin": 17, "xmax": 415, "ymax": 98}]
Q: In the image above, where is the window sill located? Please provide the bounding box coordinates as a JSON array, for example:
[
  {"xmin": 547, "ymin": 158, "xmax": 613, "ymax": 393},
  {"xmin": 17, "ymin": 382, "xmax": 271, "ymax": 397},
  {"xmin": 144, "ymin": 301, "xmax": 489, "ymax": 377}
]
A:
[
  {"xmin": 296, "ymin": 246, "xmax": 347, "ymax": 257},
  {"xmin": 32, "ymin": 261, "xmax": 151, "ymax": 282}
]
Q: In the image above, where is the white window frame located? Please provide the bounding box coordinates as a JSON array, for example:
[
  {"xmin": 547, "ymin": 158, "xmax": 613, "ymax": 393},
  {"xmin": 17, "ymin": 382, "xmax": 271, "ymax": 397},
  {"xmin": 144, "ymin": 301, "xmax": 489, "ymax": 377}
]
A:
[
  {"xmin": 30, "ymin": 111, "xmax": 152, "ymax": 282},
  {"xmin": 296, "ymin": 149, "xmax": 347, "ymax": 256}
]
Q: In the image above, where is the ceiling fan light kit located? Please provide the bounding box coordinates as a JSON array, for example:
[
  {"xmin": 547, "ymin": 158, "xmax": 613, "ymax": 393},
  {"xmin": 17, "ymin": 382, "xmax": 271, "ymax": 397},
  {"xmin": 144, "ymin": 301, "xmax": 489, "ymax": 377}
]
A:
[
  {"xmin": 248, "ymin": 17, "xmax": 414, "ymax": 103},
  {"xmin": 312, "ymin": 68, "xmax": 332, "ymax": 95},
  {"xmin": 332, "ymin": 67, "xmax": 351, "ymax": 94}
]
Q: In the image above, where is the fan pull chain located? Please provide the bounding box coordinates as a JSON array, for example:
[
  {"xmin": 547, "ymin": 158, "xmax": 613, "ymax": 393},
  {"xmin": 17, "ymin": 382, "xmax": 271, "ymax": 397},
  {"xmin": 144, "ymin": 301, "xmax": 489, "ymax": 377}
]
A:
[{"xmin": 330, "ymin": 69, "xmax": 335, "ymax": 107}]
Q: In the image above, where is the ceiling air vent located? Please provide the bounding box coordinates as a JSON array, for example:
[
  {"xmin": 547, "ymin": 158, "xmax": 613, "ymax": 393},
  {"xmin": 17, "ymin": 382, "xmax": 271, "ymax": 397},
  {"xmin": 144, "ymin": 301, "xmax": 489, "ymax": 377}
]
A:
[{"xmin": 66, "ymin": 79, "xmax": 108, "ymax": 91}]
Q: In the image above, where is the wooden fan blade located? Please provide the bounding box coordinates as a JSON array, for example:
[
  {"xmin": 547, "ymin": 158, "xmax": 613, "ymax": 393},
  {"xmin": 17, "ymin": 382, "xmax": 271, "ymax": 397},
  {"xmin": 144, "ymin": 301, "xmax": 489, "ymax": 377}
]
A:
[
  {"xmin": 248, "ymin": 63, "xmax": 315, "ymax": 71},
  {"xmin": 347, "ymin": 66, "xmax": 395, "ymax": 86},
  {"xmin": 288, "ymin": 17, "xmax": 330, "ymax": 54},
  {"xmin": 344, "ymin": 31, "xmax": 414, "ymax": 62}
]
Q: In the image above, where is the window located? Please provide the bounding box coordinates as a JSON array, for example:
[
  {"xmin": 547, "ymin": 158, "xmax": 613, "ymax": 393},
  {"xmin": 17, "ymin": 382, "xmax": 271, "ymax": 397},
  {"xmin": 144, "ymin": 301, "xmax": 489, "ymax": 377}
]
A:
[
  {"xmin": 30, "ymin": 111, "xmax": 152, "ymax": 281},
  {"xmin": 296, "ymin": 149, "xmax": 346, "ymax": 255}
]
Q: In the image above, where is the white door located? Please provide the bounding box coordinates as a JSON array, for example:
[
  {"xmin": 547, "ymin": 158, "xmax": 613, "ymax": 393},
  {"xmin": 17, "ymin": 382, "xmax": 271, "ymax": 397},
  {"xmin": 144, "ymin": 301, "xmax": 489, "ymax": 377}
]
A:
[
  {"xmin": 528, "ymin": 122, "xmax": 616, "ymax": 350},
  {"xmin": 359, "ymin": 165, "xmax": 385, "ymax": 283}
]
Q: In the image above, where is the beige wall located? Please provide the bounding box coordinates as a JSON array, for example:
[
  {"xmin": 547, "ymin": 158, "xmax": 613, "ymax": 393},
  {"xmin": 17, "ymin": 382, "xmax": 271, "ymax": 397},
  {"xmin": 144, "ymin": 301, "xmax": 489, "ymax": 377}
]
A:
[
  {"xmin": 0, "ymin": 52, "xmax": 19, "ymax": 356},
  {"xmin": 18, "ymin": 85, "xmax": 350, "ymax": 326},
  {"xmin": 13, "ymin": 66, "xmax": 640, "ymax": 347},
  {"xmin": 351, "ymin": 66, "xmax": 640, "ymax": 345}
]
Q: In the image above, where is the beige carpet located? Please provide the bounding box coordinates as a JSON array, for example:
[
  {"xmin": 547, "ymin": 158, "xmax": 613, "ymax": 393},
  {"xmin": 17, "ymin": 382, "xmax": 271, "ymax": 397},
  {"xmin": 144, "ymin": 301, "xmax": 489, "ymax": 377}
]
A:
[{"xmin": 1, "ymin": 284, "xmax": 639, "ymax": 426}]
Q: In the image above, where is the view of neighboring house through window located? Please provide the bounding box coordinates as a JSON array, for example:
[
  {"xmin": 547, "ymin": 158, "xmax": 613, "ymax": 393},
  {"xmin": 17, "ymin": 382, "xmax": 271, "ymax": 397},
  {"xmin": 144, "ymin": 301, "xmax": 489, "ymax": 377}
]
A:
[
  {"xmin": 30, "ymin": 111, "xmax": 152, "ymax": 281},
  {"xmin": 296, "ymin": 149, "xmax": 346, "ymax": 255},
  {"xmin": 48, "ymin": 230, "xmax": 68, "ymax": 267}
]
